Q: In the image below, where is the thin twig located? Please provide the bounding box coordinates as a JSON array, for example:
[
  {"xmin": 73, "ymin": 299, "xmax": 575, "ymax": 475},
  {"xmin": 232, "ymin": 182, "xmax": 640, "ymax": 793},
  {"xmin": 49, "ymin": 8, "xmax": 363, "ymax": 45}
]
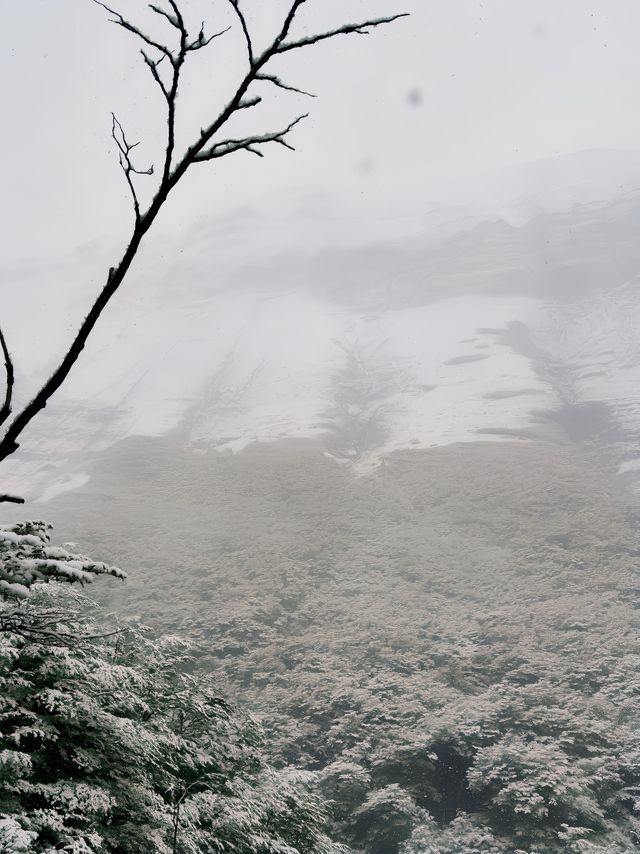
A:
[
  {"xmin": 255, "ymin": 73, "xmax": 316, "ymax": 98},
  {"xmin": 194, "ymin": 114, "xmax": 308, "ymax": 161},
  {"xmin": 149, "ymin": 3, "xmax": 181, "ymax": 30},
  {"xmin": 141, "ymin": 50, "xmax": 170, "ymax": 100},
  {"xmin": 187, "ymin": 23, "xmax": 231, "ymax": 52},
  {"xmin": 111, "ymin": 113, "xmax": 154, "ymax": 224},
  {"xmin": 276, "ymin": 13, "xmax": 410, "ymax": 53},
  {"xmin": 274, "ymin": 0, "xmax": 308, "ymax": 50},
  {"xmin": 0, "ymin": 326, "xmax": 14, "ymax": 427},
  {"xmin": 161, "ymin": 1, "xmax": 187, "ymax": 181},
  {"xmin": 93, "ymin": 0, "xmax": 175, "ymax": 60},
  {"xmin": 237, "ymin": 95, "xmax": 262, "ymax": 110},
  {"xmin": 227, "ymin": 0, "xmax": 254, "ymax": 65},
  {"xmin": 0, "ymin": 619, "xmax": 128, "ymax": 643}
]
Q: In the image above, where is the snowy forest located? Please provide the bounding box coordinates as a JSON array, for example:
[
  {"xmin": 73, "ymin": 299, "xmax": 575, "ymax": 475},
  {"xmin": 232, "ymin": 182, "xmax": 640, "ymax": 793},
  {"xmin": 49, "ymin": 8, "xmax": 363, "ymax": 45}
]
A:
[{"xmin": 3, "ymin": 2, "xmax": 640, "ymax": 853}]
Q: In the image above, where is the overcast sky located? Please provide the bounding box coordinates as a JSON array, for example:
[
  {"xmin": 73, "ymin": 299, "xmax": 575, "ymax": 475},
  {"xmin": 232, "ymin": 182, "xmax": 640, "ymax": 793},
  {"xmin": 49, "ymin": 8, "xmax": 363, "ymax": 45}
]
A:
[{"xmin": 2, "ymin": 1, "xmax": 640, "ymax": 263}]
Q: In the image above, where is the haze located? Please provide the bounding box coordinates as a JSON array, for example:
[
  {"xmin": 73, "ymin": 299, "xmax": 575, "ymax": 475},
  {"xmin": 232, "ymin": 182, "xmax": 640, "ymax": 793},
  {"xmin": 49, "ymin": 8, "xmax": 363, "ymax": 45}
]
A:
[
  {"xmin": 3, "ymin": 1, "xmax": 640, "ymax": 262},
  {"xmin": 3, "ymin": 3, "xmax": 640, "ymax": 852}
]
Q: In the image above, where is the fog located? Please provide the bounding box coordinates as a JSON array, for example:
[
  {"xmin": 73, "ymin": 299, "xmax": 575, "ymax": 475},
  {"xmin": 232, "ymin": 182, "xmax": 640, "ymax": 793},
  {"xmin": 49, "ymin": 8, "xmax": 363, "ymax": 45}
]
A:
[
  {"xmin": 3, "ymin": 2, "xmax": 640, "ymax": 852},
  {"xmin": 4, "ymin": 1, "xmax": 640, "ymax": 261}
]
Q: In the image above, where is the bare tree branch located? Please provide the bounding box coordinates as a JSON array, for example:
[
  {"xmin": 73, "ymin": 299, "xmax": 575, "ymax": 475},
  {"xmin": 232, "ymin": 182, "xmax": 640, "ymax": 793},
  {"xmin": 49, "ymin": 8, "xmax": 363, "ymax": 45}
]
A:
[
  {"xmin": 111, "ymin": 113, "xmax": 154, "ymax": 225},
  {"xmin": 226, "ymin": 0, "xmax": 254, "ymax": 66},
  {"xmin": 273, "ymin": 0, "xmax": 308, "ymax": 51},
  {"xmin": 93, "ymin": 0, "xmax": 174, "ymax": 61},
  {"xmin": 275, "ymin": 13, "xmax": 410, "ymax": 53},
  {"xmin": 149, "ymin": 2, "xmax": 181, "ymax": 30},
  {"xmin": 141, "ymin": 50, "xmax": 170, "ymax": 100},
  {"xmin": 0, "ymin": 1, "xmax": 408, "ymax": 477},
  {"xmin": 0, "ymin": 494, "xmax": 24, "ymax": 505},
  {"xmin": 237, "ymin": 95, "xmax": 262, "ymax": 110},
  {"xmin": 0, "ymin": 327, "xmax": 14, "ymax": 428},
  {"xmin": 166, "ymin": 0, "xmax": 183, "ymax": 26},
  {"xmin": 187, "ymin": 23, "xmax": 231, "ymax": 52},
  {"xmin": 155, "ymin": 2, "xmax": 186, "ymax": 180},
  {"xmin": 255, "ymin": 73, "xmax": 316, "ymax": 98},
  {"xmin": 193, "ymin": 114, "xmax": 308, "ymax": 161}
]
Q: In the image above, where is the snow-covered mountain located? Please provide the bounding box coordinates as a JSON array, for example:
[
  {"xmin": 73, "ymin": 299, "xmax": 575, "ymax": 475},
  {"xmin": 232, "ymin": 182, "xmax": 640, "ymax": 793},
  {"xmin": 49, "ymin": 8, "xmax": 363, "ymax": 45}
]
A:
[{"xmin": 3, "ymin": 149, "xmax": 640, "ymax": 503}]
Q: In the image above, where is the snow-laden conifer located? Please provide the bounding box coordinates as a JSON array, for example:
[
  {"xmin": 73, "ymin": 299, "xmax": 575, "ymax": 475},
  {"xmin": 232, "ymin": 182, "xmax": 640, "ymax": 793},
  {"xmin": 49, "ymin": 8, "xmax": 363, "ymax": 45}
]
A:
[
  {"xmin": 0, "ymin": 521, "xmax": 125, "ymax": 600},
  {"xmin": 0, "ymin": 583, "xmax": 343, "ymax": 853}
]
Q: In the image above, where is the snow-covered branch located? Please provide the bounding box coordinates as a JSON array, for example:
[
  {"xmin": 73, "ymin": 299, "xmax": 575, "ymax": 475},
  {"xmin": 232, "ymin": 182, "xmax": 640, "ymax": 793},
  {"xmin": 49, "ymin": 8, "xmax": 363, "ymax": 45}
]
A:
[
  {"xmin": 226, "ymin": 0, "xmax": 255, "ymax": 66},
  {"xmin": 274, "ymin": 13, "xmax": 410, "ymax": 53},
  {"xmin": 255, "ymin": 72, "xmax": 316, "ymax": 98},
  {"xmin": 0, "ymin": 521, "xmax": 126, "ymax": 602},
  {"xmin": 194, "ymin": 113, "xmax": 308, "ymax": 161},
  {"xmin": 0, "ymin": 0, "xmax": 408, "ymax": 485},
  {"xmin": 111, "ymin": 113, "xmax": 154, "ymax": 225},
  {"xmin": 93, "ymin": 0, "xmax": 175, "ymax": 60}
]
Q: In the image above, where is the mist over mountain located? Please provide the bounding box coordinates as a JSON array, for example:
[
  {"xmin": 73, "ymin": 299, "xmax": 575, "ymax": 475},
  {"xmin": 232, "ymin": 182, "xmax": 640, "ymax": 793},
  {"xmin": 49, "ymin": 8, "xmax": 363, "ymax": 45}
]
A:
[
  {"xmin": 4, "ymin": 148, "xmax": 640, "ymax": 851},
  {"xmin": 3, "ymin": 148, "xmax": 640, "ymax": 501}
]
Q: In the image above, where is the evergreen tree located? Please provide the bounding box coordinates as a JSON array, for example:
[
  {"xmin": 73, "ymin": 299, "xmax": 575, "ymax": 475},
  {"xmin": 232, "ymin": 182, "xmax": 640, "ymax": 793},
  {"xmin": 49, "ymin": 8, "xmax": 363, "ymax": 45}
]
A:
[{"xmin": 0, "ymin": 525, "xmax": 343, "ymax": 854}]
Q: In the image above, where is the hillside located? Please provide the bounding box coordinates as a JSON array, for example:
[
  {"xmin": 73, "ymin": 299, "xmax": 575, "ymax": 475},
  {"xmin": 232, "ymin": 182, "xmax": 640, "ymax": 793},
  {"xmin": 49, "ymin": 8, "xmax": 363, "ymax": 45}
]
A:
[{"xmin": 4, "ymin": 151, "xmax": 640, "ymax": 851}]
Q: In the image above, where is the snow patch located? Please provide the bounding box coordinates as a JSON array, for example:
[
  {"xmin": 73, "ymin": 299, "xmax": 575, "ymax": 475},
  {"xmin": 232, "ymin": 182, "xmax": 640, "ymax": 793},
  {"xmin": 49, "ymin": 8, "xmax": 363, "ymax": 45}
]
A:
[{"xmin": 34, "ymin": 473, "xmax": 90, "ymax": 504}]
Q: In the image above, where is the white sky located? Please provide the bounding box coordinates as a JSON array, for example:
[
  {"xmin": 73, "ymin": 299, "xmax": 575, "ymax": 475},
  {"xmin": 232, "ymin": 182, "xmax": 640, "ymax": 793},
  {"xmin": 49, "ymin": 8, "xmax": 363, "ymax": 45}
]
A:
[{"xmin": 2, "ymin": 1, "xmax": 640, "ymax": 262}]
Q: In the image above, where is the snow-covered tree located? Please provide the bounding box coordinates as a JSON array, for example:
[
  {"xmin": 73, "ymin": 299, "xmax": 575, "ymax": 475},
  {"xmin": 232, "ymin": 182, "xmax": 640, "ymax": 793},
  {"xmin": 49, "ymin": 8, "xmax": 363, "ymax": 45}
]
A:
[
  {"xmin": 0, "ymin": 521, "xmax": 125, "ymax": 600},
  {"xmin": 0, "ymin": 520, "xmax": 126, "ymax": 648},
  {"xmin": 0, "ymin": 582, "xmax": 344, "ymax": 854}
]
